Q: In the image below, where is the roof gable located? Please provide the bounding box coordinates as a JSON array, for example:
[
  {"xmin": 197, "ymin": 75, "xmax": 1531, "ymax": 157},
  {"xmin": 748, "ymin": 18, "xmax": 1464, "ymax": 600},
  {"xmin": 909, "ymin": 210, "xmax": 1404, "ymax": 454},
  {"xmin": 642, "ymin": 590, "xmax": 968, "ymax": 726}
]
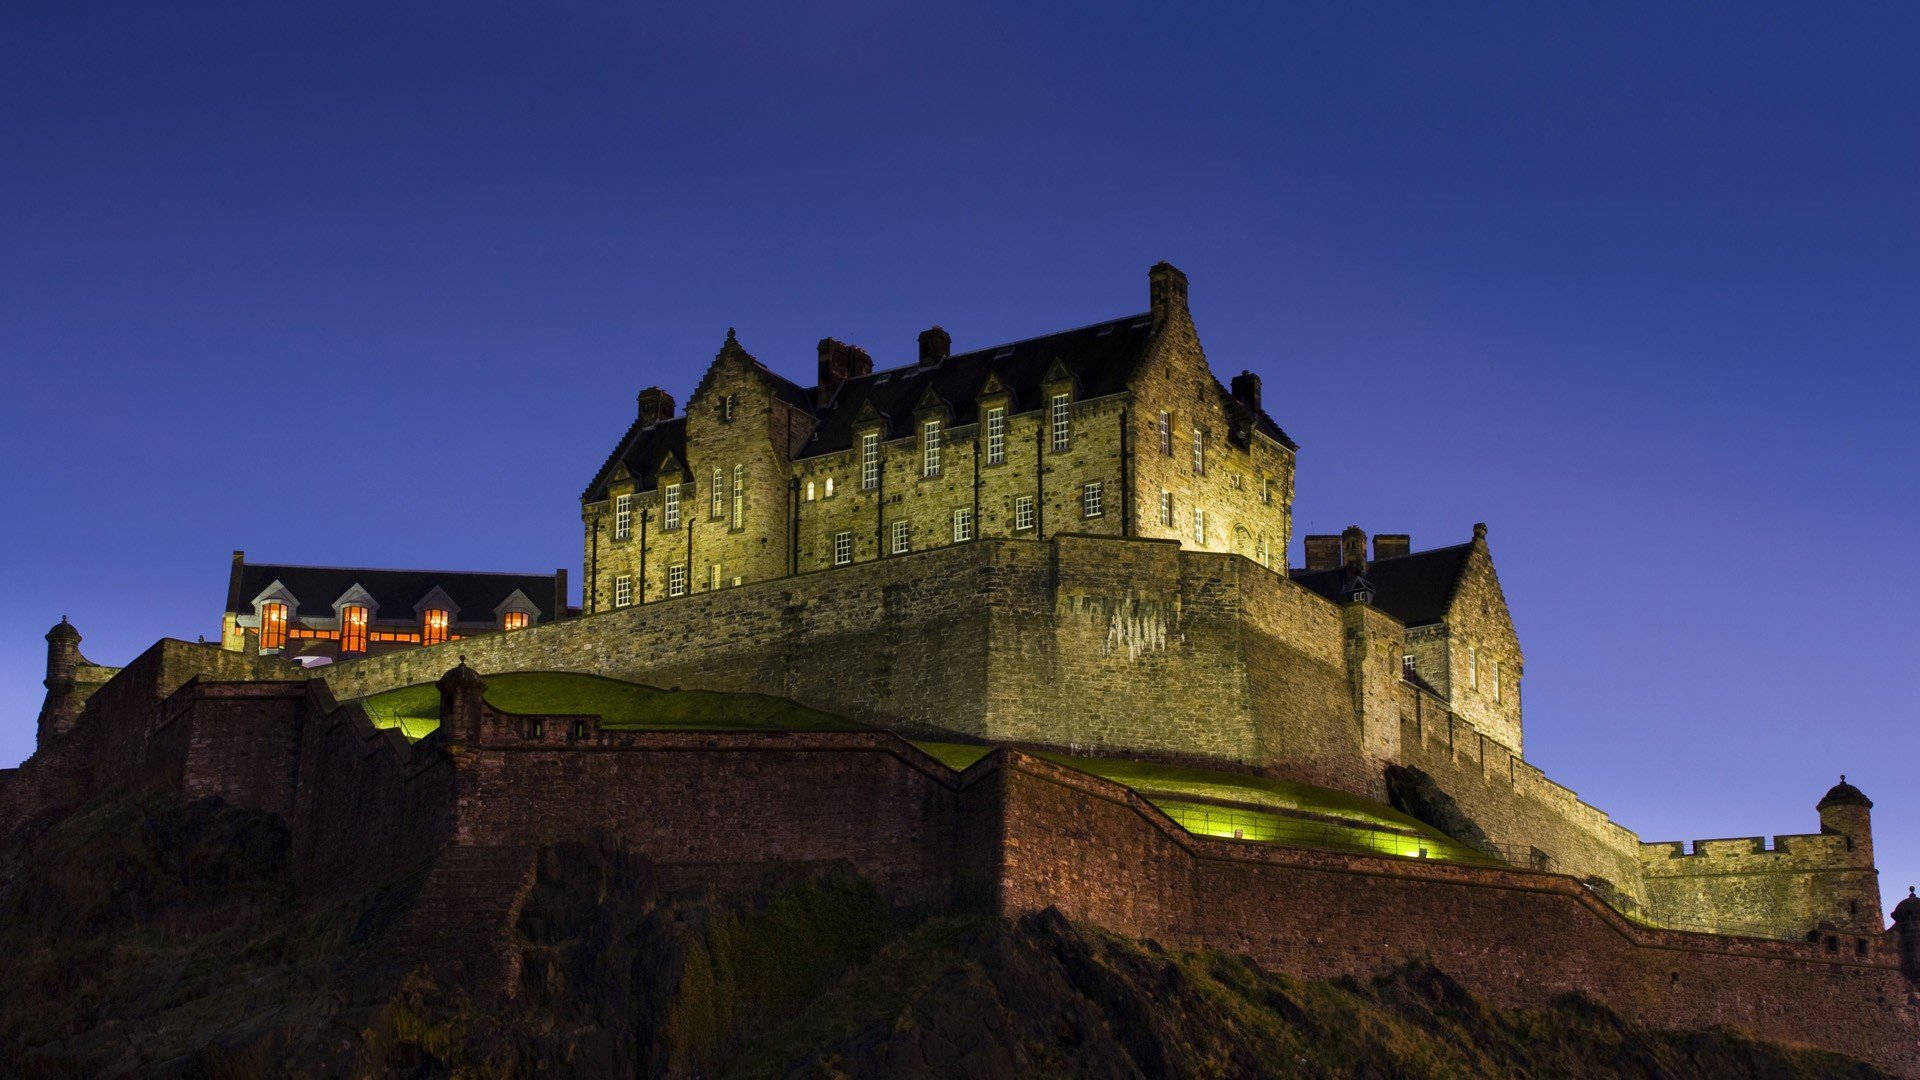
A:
[{"xmin": 1289, "ymin": 542, "xmax": 1475, "ymax": 628}]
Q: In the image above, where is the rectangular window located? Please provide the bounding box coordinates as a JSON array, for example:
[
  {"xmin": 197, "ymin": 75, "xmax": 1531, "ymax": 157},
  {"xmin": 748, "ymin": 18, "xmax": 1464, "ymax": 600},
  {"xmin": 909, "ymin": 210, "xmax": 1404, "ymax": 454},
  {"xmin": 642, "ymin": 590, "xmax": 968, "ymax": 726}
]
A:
[
  {"xmin": 614, "ymin": 576, "xmax": 632, "ymax": 607},
  {"xmin": 833, "ymin": 531, "xmax": 852, "ymax": 565},
  {"xmin": 1192, "ymin": 427, "xmax": 1205, "ymax": 475},
  {"xmin": 1469, "ymin": 646, "xmax": 1478, "ymax": 689},
  {"xmin": 861, "ymin": 432, "xmax": 880, "ymax": 489},
  {"xmin": 422, "ymin": 609, "xmax": 449, "ymax": 644},
  {"xmin": 1050, "ymin": 393, "xmax": 1071, "ymax": 451},
  {"xmin": 731, "ymin": 464, "xmax": 744, "ymax": 527},
  {"xmin": 663, "ymin": 485, "xmax": 680, "ymax": 530},
  {"xmin": 709, "ymin": 564, "xmax": 721, "ymax": 590},
  {"xmin": 668, "ymin": 564, "xmax": 687, "ymax": 597},
  {"xmin": 1493, "ymin": 660, "xmax": 1502, "ymax": 703},
  {"xmin": 1082, "ymin": 481, "xmax": 1103, "ymax": 518},
  {"xmin": 923, "ymin": 420, "xmax": 942, "ymax": 477},
  {"xmin": 1014, "ymin": 495, "xmax": 1035, "ymax": 531},
  {"xmin": 825, "ymin": 476, "xmax": 835, "ymax": 498},
  {"xmin": 1402, "ymin": 654, "xmax": 1418, "ymax": 677},
  {"xmin": 503, "ymin": 611, "xmax": 530, "ymax": 631},
  {"xmin": 712, "ymin": 469, "xmax": 724, "ymax": 518},
  {"xmin": 952, "ymin": 507, "xmax": 973, "ymax": 542},
  {"xmin": 891, "ymin": 520, "xmax": 910, "ymax": 554},
  {"xmin": 986, "ymin": 407, "xmax": 1005, "ymax": 465},
  {"xmin": 1160, "ymin": 490, "xmax": 1174, "ymax": 526},
  {"xmin": 1261, "ymin": 477, "xmax": 1273, "ymax": 506},
  {"xmin": 340, "ymin": 605, "xmax": 368, "ymax": 653},
  {"xmin": 260, "ymin": 602, "xmax": 288, "ymax": 649},
  {"xmin": 1158, "ymin": 410, "xmax": 1171, "ymax": 455},
  {"xmin": 1192, "ymin": 507, "xmax": 1206, "ymax": 546},
  {"xmin": 614, "ymin": 493, "xmax": 632, "ymax": 540}
]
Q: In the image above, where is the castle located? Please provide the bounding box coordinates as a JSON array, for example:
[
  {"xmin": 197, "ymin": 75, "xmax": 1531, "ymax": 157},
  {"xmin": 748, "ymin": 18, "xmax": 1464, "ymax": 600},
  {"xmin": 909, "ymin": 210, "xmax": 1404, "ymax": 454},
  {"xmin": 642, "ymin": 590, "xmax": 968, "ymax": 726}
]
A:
[{"xmin": 9, "ymin": 264, "xmax": 1919, "ymax": 1073}]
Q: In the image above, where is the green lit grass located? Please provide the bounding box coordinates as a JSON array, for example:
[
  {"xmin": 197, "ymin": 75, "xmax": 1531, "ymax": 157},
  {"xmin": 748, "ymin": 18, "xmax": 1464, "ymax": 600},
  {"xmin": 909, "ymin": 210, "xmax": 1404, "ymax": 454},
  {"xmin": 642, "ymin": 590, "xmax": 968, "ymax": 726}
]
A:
[
  {"xmin": 912, "ymin": 742, "xmax": 994, "ymax": 771},
  {"xmin": 357, "ymin": 672, "xmax": 866, "ymax": 739}
]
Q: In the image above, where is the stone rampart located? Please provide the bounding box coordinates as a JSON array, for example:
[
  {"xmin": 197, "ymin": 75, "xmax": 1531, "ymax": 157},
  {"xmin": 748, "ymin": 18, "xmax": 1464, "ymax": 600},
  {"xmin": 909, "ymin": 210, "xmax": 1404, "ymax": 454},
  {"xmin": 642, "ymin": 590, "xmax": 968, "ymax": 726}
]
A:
[{"xmin": 1641, "ymin": 831, "xmax": 1883, "ymax": 939}]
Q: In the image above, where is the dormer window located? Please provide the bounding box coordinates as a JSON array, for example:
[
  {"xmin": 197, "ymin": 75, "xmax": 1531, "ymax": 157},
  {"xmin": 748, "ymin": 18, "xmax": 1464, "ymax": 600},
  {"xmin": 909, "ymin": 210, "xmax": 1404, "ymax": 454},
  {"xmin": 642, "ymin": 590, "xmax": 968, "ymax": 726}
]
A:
[
  {"xmin": 861, "ymin": 432, "xmax": 880, "ymax": 489},
  {"xmin": 985, "ymin": 408, "xmax": 1006, "ymax": 465},
  {"xmin": 923, "ymin": 420, "xmax": 942, "ymax": 477},
  {"xmin": 614, "ymin": 494, "xmax": 632, "ymax": 540},
  {"xmin": 340, "ymin": 605, "xmax": 369, "ymax": 653},
  {"xmin": 421, "ymin": 609, "xmax": 450, "ymax": 645},
  {"xmin": 664, "ymin": 485, "xmax": 681, "ymax": 530},
  {"xmin": 1050, "ymin": 394, "xmax": 1071, "ymax": 451},
  {"xmin": 260, "ymin": 602, "xmax": 288, "ymax": 650},
  {"xmin": 503, "ymin": 611, "xmax": 530, "ymax": 632}
]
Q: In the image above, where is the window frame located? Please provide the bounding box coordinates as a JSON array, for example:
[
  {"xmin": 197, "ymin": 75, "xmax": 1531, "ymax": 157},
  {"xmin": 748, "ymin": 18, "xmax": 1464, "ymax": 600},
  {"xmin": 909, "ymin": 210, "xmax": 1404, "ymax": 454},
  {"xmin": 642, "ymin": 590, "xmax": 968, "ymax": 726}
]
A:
[
  {"xmin": 1082, "ymin": 481, "xmax": 1103, "ymax": 518},
  {"xmin": 833, "ymin": 530, "xmax": 853, "ymax": 566},
  {"xmin": 668, "ymin": 563, "xmax": 688, "ymax": 597},
  {"xmin": 421, "ymin": 608, "xmax": 450, "ymax": 644},
  {"xmin": 613, "ymin": 576, "xmax": 632, "ymax": 608},
  {"xmin": 861, "ymin": 432, "xmax": 880, "ymax": 490},
  {"xmin": 340, "ymin": 604, "xmax": 369, "ymax": 653},
  {"xmin": 952, "ymin": 506, "xmax": 973, "ymax": 542},
  {"xmin": 985, "ymin": 406, "xmax": 1006, "ymax": 465},
  {"xmin": 891, "ymin": 520, "xmax": 910, "ymax": 554},
  {"xmin": 1192, "ymin": 507, "xmax": 1206, "ymax": 546},
  {"xmin": 923, "ymin": 420, "xmax": 942, "ymax": 477},
  {"xmin": 1014, "ymin": 495, "xmax": 1035, "ymax": 532},
  {"xmin": 1158, "ymin": 410, "xmax": 1172, "ymax": 455},
  {"xmin": 1191, "ymin": 426, "xmax": 1205, "ymax": 475},
  {"xmin": 731, "ymin": 464, "xmax": 745, "ymax": 528},
  {"xmin": 260, "ymin": 601, "xmax": 289, "ymax": 650},
  {"xmin": 1160, "ymin": 490, "xmax": 1173, "ymax": 527},
  {"xmin": 663, "ymin": 485, "xmax": 681, "ymax": 530},
  {"xmin": 613, "ymin": 493, "xmax": 632, "ymax": 540},
  {"xmin": 1050, "ymin": 393, "xmax": 1071, "ymax": 451}
]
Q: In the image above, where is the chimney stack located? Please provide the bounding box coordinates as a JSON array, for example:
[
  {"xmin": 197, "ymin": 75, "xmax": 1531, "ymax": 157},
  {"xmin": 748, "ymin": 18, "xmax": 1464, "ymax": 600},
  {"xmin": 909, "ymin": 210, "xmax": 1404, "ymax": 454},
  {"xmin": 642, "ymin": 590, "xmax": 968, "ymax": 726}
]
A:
[
  {"xmin": 918, "ymin": 326, "xmax": 951, "ymax": 364},
  {"xmin": 1341, "ymin": 525, "xmax": 1368, "ymax": 576},
  {"xmin": 1373, "ymin": 534, "xmax": 1411, "ymax": 561},
  {"xmin": 1230, "ymin": 370, "xmax": 1262, "ymax": 415},
  {"xmin": 637, "ymin": 387, "xmax": 675, "ymax": 426},
  {"xmin": 1149, "ymin": 262, "xmax": 1190, "ymax": 329},
  {"xmin": 816, "ymin": 338, "xmax": 873, "ymax": 406},
  {"xmin": 1304, "ymin": 535, "xmax": 1342, "ymax": 572}
]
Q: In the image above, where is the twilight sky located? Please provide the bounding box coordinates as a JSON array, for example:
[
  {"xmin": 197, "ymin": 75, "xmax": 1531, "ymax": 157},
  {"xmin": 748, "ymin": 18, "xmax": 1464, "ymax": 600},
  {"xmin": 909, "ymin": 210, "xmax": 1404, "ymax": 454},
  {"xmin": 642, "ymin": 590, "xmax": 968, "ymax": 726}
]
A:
[{"xmin": 3, "ymin": 4, "xmax": 1916, "ymax": 915}]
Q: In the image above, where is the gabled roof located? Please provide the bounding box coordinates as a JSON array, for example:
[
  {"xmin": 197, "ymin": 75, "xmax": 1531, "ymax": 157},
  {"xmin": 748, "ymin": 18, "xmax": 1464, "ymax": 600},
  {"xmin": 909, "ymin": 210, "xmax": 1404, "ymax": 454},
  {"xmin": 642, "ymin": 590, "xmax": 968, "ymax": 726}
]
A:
[
  {"xmin": 227, "ymin": 561, "xmax": 564, "ymax": 624},
  {"xmin": 581, "ymin": 414, "xmax": 689, "ymax": 502},
  {"xmin": 1289, "ymin": 543, "xmax": 1475, "ymax": 628}
]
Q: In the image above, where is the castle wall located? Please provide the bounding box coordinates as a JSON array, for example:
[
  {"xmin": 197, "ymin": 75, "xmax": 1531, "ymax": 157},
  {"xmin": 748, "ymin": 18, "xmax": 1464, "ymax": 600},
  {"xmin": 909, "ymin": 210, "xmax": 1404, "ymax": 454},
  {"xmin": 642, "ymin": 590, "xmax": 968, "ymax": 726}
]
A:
[
  {"xmin": 1439, "ymin": 543, "xmax": 1524, "ymax": 754},
  {"xmin": 146, "ymin": 681, "xmax": 308, "ymax": 817},
  {"xmin": 1640, "ymin": 833, "xmax": 1885, "ymax": 939},
  {"xmin": 982, "ymin": 752, "xmax": 1918, "ymax": 1077}
]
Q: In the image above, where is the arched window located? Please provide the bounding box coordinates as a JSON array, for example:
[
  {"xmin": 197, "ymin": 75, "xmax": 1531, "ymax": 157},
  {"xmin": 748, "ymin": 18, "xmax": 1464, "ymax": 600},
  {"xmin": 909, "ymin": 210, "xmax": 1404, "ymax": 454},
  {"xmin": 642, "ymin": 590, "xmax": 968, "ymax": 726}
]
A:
[
  {"xmin": 421, "ymin": 609, "xmax": 450, "ymax": 645},
  {"xmin": 260, "ymin": 602, "xmax": 289, "ymax": 650},
  {"xmin": 340, "ymin": 605, "xmax": 369, "ymax": 653}
]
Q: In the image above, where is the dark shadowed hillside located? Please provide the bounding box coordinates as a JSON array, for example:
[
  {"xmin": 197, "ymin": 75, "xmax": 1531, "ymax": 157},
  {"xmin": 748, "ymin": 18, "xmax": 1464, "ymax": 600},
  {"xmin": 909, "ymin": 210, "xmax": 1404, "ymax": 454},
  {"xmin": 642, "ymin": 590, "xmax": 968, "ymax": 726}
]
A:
[{"xmin": 0, "ymin": 789, "xmax": 1891, "ymax": 1079}]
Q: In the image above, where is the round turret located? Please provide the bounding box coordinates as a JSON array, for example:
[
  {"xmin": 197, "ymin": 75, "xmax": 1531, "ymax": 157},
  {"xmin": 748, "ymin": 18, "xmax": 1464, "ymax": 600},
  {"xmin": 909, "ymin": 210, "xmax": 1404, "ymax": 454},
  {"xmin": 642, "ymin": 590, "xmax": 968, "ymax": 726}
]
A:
[
  {"xmin": 43, "ymin": 616, "xmax": 80, "ymax": 690},
  {"xmin": 1896, "ymin": 886, "xmax": 1920, "ymax": 924},
  {"xmin": 1817, "ymin": 776, "xmax": 1872, "ymax": 810},
  {"xmin": 1816, "ymin": 775, "xmax": 1875, "ymax": 868},
  {"xmin": 1895, "ymin": 887, "xmax": 1920, "ymax": 983}
]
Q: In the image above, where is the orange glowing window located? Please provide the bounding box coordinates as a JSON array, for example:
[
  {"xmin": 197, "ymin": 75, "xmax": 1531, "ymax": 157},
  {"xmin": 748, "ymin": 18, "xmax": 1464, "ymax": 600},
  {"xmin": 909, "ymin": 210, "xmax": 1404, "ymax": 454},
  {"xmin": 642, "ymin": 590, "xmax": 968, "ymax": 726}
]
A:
[
  {"xmin": 502, "ymin": 611, "xmax": 530, "ymax": 632},
  {"xmin": 340, "ymin": 605, "xmax": 369, "ymax": 653},
  {"xmin": 260, "ymin": 602, "xmax": 288, "ymax": 649},
  {"xmin": 422, "ymin": 609, "xmax": 449, "ymax": 645}
]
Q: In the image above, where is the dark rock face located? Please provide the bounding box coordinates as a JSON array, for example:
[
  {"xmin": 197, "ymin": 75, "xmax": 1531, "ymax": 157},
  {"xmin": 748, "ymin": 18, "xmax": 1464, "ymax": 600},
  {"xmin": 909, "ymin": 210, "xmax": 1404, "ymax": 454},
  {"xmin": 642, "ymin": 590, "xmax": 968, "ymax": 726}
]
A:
[{"xmin": 0, "ymin": 789, "xmax": 1896, "ymax": 1079}]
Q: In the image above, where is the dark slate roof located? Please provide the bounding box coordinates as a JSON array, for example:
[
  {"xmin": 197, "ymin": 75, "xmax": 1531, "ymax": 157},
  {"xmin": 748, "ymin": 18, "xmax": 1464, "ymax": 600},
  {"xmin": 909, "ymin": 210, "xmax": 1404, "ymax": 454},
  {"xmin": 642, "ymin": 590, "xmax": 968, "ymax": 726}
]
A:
[
  {"xmin": 227, "ymin": 561, "xmax": 565, "ymax": 623},
  {"xmin": 1817, "ymin": 779, "xmax": 1872, "ymax": 810},
  {"xmin": 583, "ymin": 312, "xmax": 1296, "ymax": 501},
  {"xmin": 1289, "ymin": 543, "xmax": 1475, "ymax": 628}
]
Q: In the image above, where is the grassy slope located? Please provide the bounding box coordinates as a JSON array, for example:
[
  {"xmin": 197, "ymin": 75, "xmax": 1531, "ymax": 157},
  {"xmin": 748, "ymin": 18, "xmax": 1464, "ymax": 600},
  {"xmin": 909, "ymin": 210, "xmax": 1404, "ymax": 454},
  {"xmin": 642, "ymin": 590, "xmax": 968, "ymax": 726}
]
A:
[{"xmin": 359, "ymin": 672, "xmax": 864, "ymax": 737}]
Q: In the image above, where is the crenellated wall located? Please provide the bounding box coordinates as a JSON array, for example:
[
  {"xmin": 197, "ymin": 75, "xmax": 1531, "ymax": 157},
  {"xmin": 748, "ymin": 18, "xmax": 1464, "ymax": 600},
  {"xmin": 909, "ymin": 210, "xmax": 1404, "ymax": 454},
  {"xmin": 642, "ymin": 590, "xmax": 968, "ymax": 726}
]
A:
[{"xmin": 1641, "ymin": 832, "xmax": 1884, "ymax": 939}]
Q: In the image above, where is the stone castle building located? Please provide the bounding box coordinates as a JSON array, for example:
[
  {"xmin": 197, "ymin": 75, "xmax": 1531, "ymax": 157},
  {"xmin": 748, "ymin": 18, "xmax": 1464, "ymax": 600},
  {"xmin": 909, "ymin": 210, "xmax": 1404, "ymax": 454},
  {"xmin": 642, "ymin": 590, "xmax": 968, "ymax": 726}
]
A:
[{"xmin": 7, "ymin": 263, "xmax": 1917, "ymax": 1073}]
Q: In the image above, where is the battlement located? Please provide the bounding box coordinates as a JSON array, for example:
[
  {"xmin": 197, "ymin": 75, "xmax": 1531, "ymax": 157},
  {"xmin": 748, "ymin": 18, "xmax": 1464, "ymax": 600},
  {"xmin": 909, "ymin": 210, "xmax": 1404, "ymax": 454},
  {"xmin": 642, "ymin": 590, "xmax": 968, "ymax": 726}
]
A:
[{"xmin": 1640, "ymin": 832, "xmax": 1852, "ymax": 863}]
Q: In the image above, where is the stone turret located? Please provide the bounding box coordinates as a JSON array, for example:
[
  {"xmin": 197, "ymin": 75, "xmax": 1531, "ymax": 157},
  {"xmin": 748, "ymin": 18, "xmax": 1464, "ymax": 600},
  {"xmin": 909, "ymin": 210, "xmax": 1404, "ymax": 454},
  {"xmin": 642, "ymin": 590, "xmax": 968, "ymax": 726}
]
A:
[
  {"xmin": 36, "ymin": 617, "xmax": 84, "ymax": 744},
  {"xmin": 1893, "ymin": 886, "xmax": 1920, "ymax": 982},
  {"xmin": 437, "ymin": 658, "xmax": 489, "ymax": 747},
  {"xmin": 1817, "ymin": 775, "xmax": 1874, "ymax": 866}
]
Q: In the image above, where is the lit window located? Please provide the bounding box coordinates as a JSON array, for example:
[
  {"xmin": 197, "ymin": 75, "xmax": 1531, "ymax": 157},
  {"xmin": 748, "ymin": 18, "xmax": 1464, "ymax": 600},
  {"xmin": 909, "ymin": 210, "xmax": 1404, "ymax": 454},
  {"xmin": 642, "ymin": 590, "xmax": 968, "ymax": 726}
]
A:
[
  {"xmin": 340, "ymin": 605, "xmax": 369, "ymax": 653},
  {"xmin": 260, "ymin": 602, "xmax": 288, "ymax": 650},
  {"xmin": 1192, "ymin": 507, "xmax": 1206, "ymax": 546},
  {"xmin": 1082, "ymin": 481, "xmax": 1103, "ymax": 518},
  {"xmin": 614, "ymin": 576, "xmax": 632, "ymax": 608},
  {"xmin": 806, "ymin": 480, "xmax": 816, "ymax": 501},
  {"xmin": 614, "ymin": 494, "xmax": 632, "ymax": 540},
  {"xmin": 664, "ymin": 485, "xmax": 681, "ymax": 530},
  {"xmin": 1402, "ymin": 654, "xmax": 1417, "ymax": 677},
  {"xmin": 731, "ymin": 464, "xmax": 744, "ymax": 527},
  {"xmin": 825, "ymin": 476, "xmax": 835, "ymax": 498},
  {"xmin": 503, "ymin": 611, "xmax": 530, "ymax": 632},
  {"xmin": 1014, "ymin": 495, "xmax": 1035, "ymax": 531},
  {"xmin": 1158, "ymin": 411, "xmax": 1171, "ymax": 455},
  {"xmin": 861, "ymin": 432, "xmax": 880, "ymax": 489},
  {"xmin": 891, "ymin": 520, "xmax": 910, "ymax": 554},
  {"xmin": 953, "ymin": 507, "xmax": 973, "ymax": 542},
  {"xmin": 1160, "ymin": 490, "xmax": 1173, "ymax": 527},
  {"xmin": 422, "ymin": 608, "xmax": 450, "ymax": 644},
  {"xmin": 668, "ymin": 564, "xmax": 687, "ymax": 597},
  {"xmin": 712, "ymin": 468, "xmax": 724, "ymax": 518},
  {"xmin": 986, "ymin": 407, "xmax": 1005, "ymax": 465},
  {"xmin": 923, "ymin": 420, "xmax": 942, "ymax": 477},
  {"xmin": 833, "ymin": 531, "xmax": 852, "ymax": 565},
  {"xmin": 1192, "ymin": 427, "xmax": 1205, "ymax": 475},
  {"xmin": 1050, "ymin": 393, "xmax": 1071, "ymax": 451}
]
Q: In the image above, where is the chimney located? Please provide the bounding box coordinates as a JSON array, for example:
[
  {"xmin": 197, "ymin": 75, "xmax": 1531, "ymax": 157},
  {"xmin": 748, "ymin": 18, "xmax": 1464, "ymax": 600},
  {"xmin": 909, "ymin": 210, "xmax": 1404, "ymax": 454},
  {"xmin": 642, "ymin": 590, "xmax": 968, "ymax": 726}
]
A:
[
  {"xmin": 1373, "ymin": 534, "xmax": 1411, "ymax": 561},
  {"xmin": 1230, "ymin": 370, "xmax": 1262, "ymax": 415},
  {"xmin": 919, "ymin": 326, "xmax": 951, "ymax": 364},
  {"xmin": 1304, "ymin": 535, "xmax": 1342, "ymax": 572},
  {"xmin": 1341, "ymin": 525, "xmax": 1368, "ymax": 576},
  {"xmin": 816, "ymin": 338, "xmax": 873, "ymax": 406},
  {"xmin": 637, "ymin": 387, "xmax": 675, "ymax": 426},
  {"xmin": 553, "ymin": 568, "xmax": 569, "ymax": 621},
  {"xmin": 1149, "ymin": 261, "xmax": 1190, "ymax": 329}
]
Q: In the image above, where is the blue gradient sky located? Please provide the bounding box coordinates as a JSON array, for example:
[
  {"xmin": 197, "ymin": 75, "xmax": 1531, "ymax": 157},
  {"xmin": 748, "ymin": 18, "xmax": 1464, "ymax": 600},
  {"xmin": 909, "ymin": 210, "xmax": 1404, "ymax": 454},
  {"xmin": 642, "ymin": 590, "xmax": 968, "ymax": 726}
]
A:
[{"xmin": 4, "ymin": 4, "xmax": 1915, "ymax": 915}]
